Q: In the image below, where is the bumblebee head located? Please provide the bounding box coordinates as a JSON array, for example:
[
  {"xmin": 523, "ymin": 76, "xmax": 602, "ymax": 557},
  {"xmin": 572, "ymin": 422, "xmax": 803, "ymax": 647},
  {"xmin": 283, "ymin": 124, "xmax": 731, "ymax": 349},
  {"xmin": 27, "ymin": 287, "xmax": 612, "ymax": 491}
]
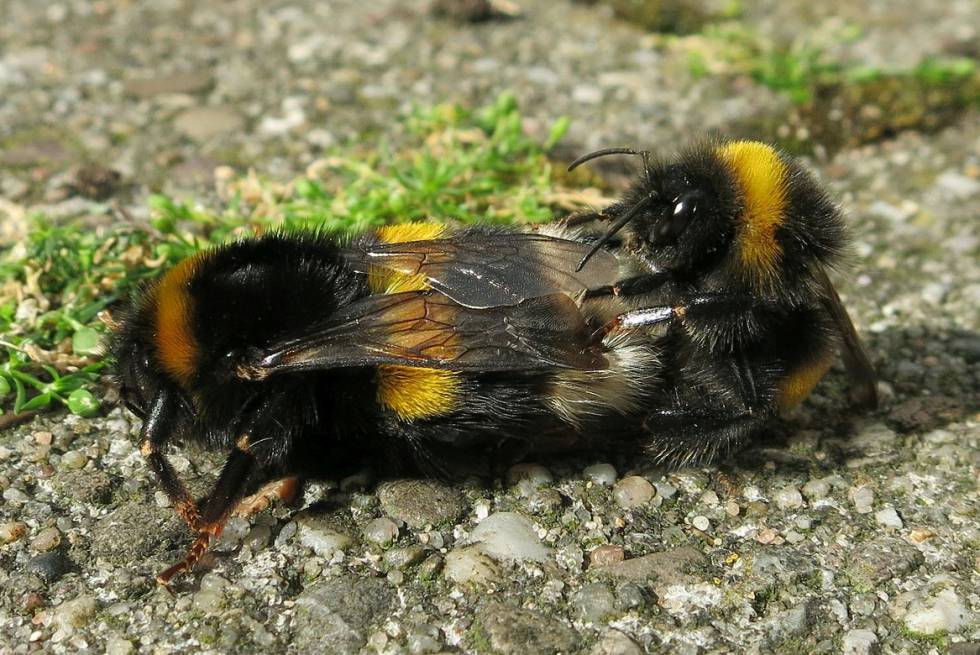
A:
[
  {"xmin": 109, "ymin": 301, "xmax": 166, "ymax": 421},
  {"xmin": 572, "ymin": 141, "xmax": 846, "ymax": 292}
]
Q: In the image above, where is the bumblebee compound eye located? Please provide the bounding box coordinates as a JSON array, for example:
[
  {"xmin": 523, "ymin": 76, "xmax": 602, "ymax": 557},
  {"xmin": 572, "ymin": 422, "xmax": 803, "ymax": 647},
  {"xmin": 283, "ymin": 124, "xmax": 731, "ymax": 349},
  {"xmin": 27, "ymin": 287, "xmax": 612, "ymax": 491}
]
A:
[{"xmin": 650, "ymin": 191, "xmax": 701, "ymax": 246}]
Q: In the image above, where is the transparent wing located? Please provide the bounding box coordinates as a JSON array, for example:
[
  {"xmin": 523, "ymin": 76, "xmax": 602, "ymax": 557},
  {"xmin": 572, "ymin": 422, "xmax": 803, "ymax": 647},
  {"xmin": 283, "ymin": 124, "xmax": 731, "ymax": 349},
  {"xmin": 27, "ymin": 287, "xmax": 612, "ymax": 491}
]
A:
[
  {"xmin": 342, "ymin": 230, "xmax": 621, "ymax": 309},
  {"xmin": 239, "ymin": 290, "xmax": 608, "ymax": 379},
  {"xmin": 814, "ymin": 265, "xmax": 878, "ymax": 409}
]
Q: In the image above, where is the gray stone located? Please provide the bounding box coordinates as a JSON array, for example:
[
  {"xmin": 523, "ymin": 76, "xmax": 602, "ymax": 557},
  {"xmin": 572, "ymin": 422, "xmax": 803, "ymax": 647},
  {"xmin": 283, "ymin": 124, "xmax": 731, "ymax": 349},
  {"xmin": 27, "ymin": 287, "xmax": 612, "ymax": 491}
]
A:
[
  {"xmin": 570, "ymin": 582, "xmax": 617, "ymax": 623},
  {"xmin": 478, "ymin": 602, "xmax": 578, "ymax": 655},
  {"xmin": 25, "ymin": 552, "xmax": 71, "ymax": 582},
  {"xmin": 291, "ymin": 576, "xmax": 393, "ymax": 655},
  {"xmin": 363, "ymin": 517, "xmax": 399, "ymax": 546},
  {"xmin": 54, "ymin": 595, "xmax": 97, "ymax": 630},
  {"xmin": 844, "ymin": 537, "xmax": 924, "ymax": 591},
  {"xmin": 507, "ymin": 463, "xmax": 553, "ymax": 487},
  {"xmin": 173, "ymin": 106, "xmax": 245, "ymax": 141},
  {"xmin": 901, "ymin": 587, "xmax": 973, "ymax": 635},
  {"xmin": 583, "ymin": 463, "xmax": 617, "ymax": 486},
  {"xmin": 590, "ymin": 628, "xmax": 643, "ymax": 655},
  {"xmin": 124, "ymin": 71, "xmax": 214, "ymax": 98},
  {"xmin": 295, "ymin": 514, "xmax": 354, "ymax": 557},
  {"xmin": 842, "ymin": 629, "xmax": 879, "ymax": 655},
  {"xmin": 383, "ymin": 545, "xmax": 426, "ymax": 569},
  {"xmin": 378, "ymin": 480, "xmax": 465, "ymax": 529},
  {"xmin": 596, "ymin": 546, "xmax": 706, "ymax": 589}
]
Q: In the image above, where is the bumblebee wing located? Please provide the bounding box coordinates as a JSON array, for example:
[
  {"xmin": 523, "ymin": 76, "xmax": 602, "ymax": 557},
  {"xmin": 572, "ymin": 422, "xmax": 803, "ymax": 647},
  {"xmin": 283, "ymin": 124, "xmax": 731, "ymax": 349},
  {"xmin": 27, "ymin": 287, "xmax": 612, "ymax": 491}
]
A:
[
  {"xmin": 342, "ymin": 231, "xmax": 621, "ymax": 309},
  {"xmin": 814, "ymin": 265, "xmax": 878, "ymax": 409},
  {"xmin": 241, "ymin": 290, "xmax": 608, "ymax": 378}
]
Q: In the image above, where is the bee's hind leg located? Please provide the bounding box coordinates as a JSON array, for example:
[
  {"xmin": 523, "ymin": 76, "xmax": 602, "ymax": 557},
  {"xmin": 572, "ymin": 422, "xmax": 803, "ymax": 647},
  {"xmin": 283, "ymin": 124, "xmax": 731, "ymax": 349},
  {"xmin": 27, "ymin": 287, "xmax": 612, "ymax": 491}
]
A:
[
  {"xmin": 156, "ymin": 435, "xmax": 258, "ymax": 588},
  {"xmin": 234, "ymin": 476, "xmax": 303, "ymax": 520},
  {"xmin": 643, "ymin": 406, "xmax": 769, "ymax": 467}
]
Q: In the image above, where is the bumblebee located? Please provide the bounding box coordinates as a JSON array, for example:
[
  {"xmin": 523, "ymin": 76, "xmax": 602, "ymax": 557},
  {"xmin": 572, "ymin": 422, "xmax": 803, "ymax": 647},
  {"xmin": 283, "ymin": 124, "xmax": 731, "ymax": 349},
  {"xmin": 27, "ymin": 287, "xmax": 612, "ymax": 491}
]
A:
[
  {"xmin": 564, "ymin": 139, "xmax": 878, "ymax": 464},
  {"xmin": 111, "ymin": 223, "xmax": 662, "ymax": 585}
]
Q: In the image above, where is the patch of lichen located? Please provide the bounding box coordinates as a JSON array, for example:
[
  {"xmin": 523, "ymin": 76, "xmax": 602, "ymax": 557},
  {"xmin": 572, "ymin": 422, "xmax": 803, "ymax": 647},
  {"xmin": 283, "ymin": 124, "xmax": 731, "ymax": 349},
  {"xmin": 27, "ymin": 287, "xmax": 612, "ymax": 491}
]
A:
[
  {"xmin": 793, "ymin": 65, "xmax": 980, "ymax": 154},
  {"xmin": 602, "ymin": 0, "xmax": 740, "ymax": 34}
]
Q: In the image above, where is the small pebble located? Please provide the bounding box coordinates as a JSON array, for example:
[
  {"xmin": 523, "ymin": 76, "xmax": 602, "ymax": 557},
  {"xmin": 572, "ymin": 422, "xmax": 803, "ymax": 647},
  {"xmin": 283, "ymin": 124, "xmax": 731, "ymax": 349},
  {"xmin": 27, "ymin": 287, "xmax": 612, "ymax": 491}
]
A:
[
  {"xmin": 570, "ymin": 582, "xmax": 617, "ymax": 623},
  {"xmin": 842, "ymin": 629, "xmax": 878, "ymax": 655},
  {"xmin": 756, "ymin": 527, "xmax": 780, "ymax": 544},
  {"xmin": 2, "ymin": 487, "xmax": 29, "ymax": 504},
  {"xmin": 909, "ymin": 528, "xmax": 935, "ymax": 543},
  {"xmin": 654, "ymin": 481, "xmax": 678, "ymax": 500},
  {"xmin": 507, "ymin": 463, "xmax": 553, "ymax": 487},
  {"xmin": 466, "ymin": 512, "xmax": 550, "ymax": 563},
  {"xmin": 31, "ymin": 527, "xmax": 62, "ymax": 552},
  {"xmin": 724, "ymin": 501, "xmax": 740, "ymax": 517},
  {"xmin": 583, "ymin": 463, "xmax": 617, "ymax": 486},
  {"xmin": 692, "ymin": 516, "xmax": 710, "ymax": 531},
  {"xmin": 55, "ymin": 595, "xmax": 97, "ymax": 630},
  {"xmin": 0, "ymin": 521, "xmax": 27, "ymax": 544},
  {"xmin": 802, "ymin": 477, "xmax": 832, "ymax": 500},
  {"xmin": 591, "ymin": 628, "xmax": 643, "ymax": 655},
  {"xmin": 443, "ymin": 546, "xmax": 499, "ymax": 585},
  {"xmin": 699, "ymin": 490, "xmax": 719, "ymax": 506},
  {"xmin": 848, "ymin": 485, "xmax": 875, "ymax": 514},
  {"xmin": 61, "ymin": 450, "xmax": 87, "ymax": 470},
  {"xmin": 363, "ymin": 517, "xmax": 400, "ymax": 546},
  {"xmin": 745, "ymin": 500, "xmax": 768, "ymax": 517},
  {"xmin": 106, "ymin": 637, "xmax": 135, "ymax": 655},
  {"xmin": 25, "ymin": 552, "xmax": 71, "ymax": 582},
  {"xmin": 296, "ymin": 518, "xmax": 353, "ymax": 557},
  {"xmin": 875, "ymin": 507, "xmax": 903, "ymax": 529},
  {"xmin": 612, "ymin": 476, "xmax": 655, "ymax": 509},
  {"xmin": 384, "ymin": 545, "xmax": 426, "ymax": 569},
  {"xmin": 589, "ymin": 545, "xmax": 625, "ymax": 568},
  {"xmin": 774, "ymin": 485, "xmax": 804, "ymax": 510},
  {"xmin": 386, "ymin": 570, "xmax": 405, "ymax": 585}
]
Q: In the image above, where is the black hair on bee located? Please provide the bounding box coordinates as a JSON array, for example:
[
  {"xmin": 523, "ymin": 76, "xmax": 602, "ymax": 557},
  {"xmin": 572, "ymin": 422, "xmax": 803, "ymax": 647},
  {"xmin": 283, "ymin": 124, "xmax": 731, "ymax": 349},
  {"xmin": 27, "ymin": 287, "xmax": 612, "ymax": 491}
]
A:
[
  {"xmin": 110, "ymin": 224, "xmax": 662, "ymax": 586},
  {"xmin": 566, "ymin": 139, "xmax": 878, "ymax": 465}
]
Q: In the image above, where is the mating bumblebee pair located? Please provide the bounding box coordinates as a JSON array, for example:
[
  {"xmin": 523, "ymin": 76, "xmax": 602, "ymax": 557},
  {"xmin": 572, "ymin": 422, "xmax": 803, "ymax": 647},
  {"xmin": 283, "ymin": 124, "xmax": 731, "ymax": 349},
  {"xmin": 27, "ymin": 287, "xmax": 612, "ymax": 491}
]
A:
[{"xmin": 111, "ymin": 139, "xmax": 877, "ymax": 585}]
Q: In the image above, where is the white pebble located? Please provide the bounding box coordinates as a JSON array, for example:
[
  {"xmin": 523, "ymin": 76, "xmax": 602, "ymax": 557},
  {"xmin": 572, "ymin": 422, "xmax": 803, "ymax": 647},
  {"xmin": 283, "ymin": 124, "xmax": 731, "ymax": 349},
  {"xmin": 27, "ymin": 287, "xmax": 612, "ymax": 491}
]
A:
[
  {"xmin": 842, "ymin": 629, "xmax": 878, "ymax": 655},
  {"xmin": 466, "ymin": 512, "xmax": 550, "ymax": 563},
  {"xmin": 583, "ymin": 463, "xmax": 617, "ymax": 486},
  {"xmin": 904, "ymin": 588, "xmax": 972, "ymax": 634},
  {"xmin": 874, "ymin": 507, "xmax": 903, "ymax": 529},
  {"xmin": 774, "ymin": 485, "xmax": 804, "ymax": 510},
  {"xmin": 612, "ymin": 476, "xmax": 655, "ymax": 509},
  {"xmin": 444, "ymin": 546, "xmax": 499, "ymax": 586},
  {"xmin": 692, "ymin": 516, "xmax": 710, "ymax": 531},
  {"xmin": 848, "ymin": 485, "xmax": 875, "ymax": 514}
]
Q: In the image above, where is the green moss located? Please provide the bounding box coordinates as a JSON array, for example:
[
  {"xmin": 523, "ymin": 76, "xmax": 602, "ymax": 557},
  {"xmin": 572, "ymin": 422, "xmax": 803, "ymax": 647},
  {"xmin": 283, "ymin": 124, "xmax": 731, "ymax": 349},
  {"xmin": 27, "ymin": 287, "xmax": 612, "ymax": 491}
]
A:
[{"xmin": 605, "ymin": 0, "xmax": 733, "ymax": 34}]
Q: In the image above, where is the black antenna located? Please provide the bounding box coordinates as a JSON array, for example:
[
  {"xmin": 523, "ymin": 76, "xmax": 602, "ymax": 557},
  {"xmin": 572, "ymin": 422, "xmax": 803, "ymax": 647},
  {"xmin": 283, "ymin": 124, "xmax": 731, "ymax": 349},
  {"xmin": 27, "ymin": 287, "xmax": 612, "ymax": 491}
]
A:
[
  {"xmin": 575, "ymin": 190, "xmax": 658, "ymax": 272},
  {"xmin": 567, "ymin": 147, "xmax": 644, "ymax": 172}
]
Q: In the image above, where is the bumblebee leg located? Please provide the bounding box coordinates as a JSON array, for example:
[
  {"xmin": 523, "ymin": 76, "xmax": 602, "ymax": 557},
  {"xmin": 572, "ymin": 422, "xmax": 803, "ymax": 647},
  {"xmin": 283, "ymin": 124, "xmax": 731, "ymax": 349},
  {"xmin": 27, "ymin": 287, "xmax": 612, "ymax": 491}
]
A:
[
  {"xmin": 644, "ymin": 406, "xmax": 767, "ymax": 465},
  {"xmin": 156, "ymin": 436, "xmax": 257, "ymax": 588},
  {"xmin": 233, "ymin": 476, "xmax": 302, "ymax": 520},
  {"xmin": 646, "ymin": 349, "xmax": 774, "ymax": 465},
  {"xmin": 139, "ymin": 390, "xmax": 201, "ymax": 530}
]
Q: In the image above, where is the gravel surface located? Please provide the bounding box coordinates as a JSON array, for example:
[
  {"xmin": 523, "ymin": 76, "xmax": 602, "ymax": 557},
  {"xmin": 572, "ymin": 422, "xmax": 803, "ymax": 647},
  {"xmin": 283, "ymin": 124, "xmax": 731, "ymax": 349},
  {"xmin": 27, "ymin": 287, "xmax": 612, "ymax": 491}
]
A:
[{"xmin": 1, "ymin": 1, "xmax": 978, "ymax": 654}]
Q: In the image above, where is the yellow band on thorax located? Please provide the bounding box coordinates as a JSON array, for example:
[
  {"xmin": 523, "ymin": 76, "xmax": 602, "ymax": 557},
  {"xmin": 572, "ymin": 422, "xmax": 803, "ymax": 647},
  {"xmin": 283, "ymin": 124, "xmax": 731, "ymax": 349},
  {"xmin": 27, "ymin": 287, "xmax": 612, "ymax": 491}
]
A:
[{"xmin": 716, "ymin": 141, "xmax": 788, "ymax": 283}]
